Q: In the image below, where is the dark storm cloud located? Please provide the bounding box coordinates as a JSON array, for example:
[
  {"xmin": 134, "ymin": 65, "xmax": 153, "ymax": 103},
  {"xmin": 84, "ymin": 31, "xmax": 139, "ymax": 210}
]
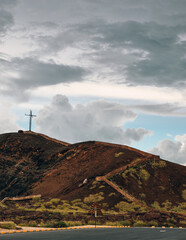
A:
[
  {"xmin": 1, "ymin": 0, "xmax": 186, "ymax": 101},
  {"xmin": 31, "ymin": 21, "xmax": 59, "ymax": 29},
  {"xmin": 0, "ymin": 9, "xmax": 13, "ymax": 36},
  {"xmin": 0, "ymin": 0, "xmax": 17, "ymax": 8},
  {"xmin": 35, "ymin": 18, "xmax": 186, "ymax": 88},
  {"xmin": 79, "ymin": 21, "xmax": 186, "ymax": 88},
  {"xmin": 35, "ymin": 27, "xmax": 90, "ymax": 53},
  {"xmin": 0, "ymin": 57, "xmax": 89, "ymax": 101},
  {"xmin": 16, "ymin": 0, "xmax": 186, "ymax": 26}
]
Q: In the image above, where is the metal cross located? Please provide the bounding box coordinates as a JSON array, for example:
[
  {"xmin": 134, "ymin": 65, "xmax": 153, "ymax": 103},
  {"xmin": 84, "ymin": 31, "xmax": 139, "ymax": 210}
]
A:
[{"xmin": 25, "ymin": 110, "xmax": 36, "ymax": 131}]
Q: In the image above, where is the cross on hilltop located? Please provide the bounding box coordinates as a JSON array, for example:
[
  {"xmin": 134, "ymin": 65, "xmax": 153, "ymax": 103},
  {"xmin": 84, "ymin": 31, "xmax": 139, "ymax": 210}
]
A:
[{"xmin": 25, "ymin": 110, "xmax": 36, "ymax": 131}]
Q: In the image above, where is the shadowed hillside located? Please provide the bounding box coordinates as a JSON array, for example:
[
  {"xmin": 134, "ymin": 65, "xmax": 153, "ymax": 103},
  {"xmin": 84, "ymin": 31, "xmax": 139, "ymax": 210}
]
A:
[{"xmin": 0, "ymin": 132, "xmax": 68, "ymax": 198}]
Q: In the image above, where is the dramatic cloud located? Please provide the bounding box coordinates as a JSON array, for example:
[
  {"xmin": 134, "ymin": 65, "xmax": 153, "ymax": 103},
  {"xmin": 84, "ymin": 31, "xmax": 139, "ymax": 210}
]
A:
[
  {"xmin": 77, "ymin": 21, "xmax": 186, "ymax": 88},
  {"xmin": 0, "ymin": 57, "xmax": 88, "ymax": 101},
  {"xmin": 130, "ymin": 103, "xmax": 186, "ymax": 116},
  {"xmin": 0, "ymin": 98, "xmax": 19, "ymax": 133},
  {"xmin": 14, "ymin": 0, "xmax": 186, "ymax": 26},
  {"xmin": 35, "ymin": 95, "xmax": 151, "ymax": 144},
  {"xmin": 32, "ymin": 19, "xmax": 186, "ymax": 89},
  {"xmin": 150, "ymin": 134, "xmax": 186, "ymax": 165},
  {"xmin": 0, "ymin": 10, "xmax": 13, "ymax": 35},
  {"xmin": 0, "ymin": 0, "xmax": 15, "ymax": 36},
  {"xmin": 1, "ymin": 0, "xmax": 186, "ymax": 101}
]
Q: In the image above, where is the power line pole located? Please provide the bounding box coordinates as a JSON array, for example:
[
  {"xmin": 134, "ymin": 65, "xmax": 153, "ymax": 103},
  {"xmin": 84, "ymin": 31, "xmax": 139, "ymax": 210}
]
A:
[{"xmin": 25, "ymin": 110, "xmax": 36, "ymax": 131}]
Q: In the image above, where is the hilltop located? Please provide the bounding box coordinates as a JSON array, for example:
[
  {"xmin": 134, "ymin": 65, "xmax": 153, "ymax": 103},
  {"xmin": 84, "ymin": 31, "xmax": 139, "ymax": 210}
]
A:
[{"xmin": 0, "ymin": 131, "xmax": 186, "ymax": 227}]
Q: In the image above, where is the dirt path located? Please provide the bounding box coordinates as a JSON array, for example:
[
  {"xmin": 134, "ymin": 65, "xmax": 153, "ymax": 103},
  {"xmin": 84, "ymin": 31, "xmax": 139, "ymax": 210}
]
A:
[
  {"xmin": 96, "ymin": 176, "xmax": 153, "ymax": 211},
  {"xmin": 96, "ymin": 157, "xmax": 186, "ymax": 216},
  {"xmin": 1, "ymin": 195, "xmax": 41, "ymax": 204},
  {"xmin": 96, "ymin": 157, "xmax": 159, "ymax": 211},
  {"xmin": 105, "ymin": 156, "xmax": 154, "ymax": 178}
]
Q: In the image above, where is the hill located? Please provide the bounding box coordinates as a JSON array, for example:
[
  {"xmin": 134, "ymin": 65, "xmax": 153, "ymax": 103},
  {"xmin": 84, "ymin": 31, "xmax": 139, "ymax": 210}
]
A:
[{"xmin": 0, "ymin": 131, "xmax": 186, "ymax": 227}]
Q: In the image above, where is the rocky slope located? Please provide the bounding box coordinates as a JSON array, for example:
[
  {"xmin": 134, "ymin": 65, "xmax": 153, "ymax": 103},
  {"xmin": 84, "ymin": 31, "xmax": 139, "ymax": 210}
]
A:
[{"xmin": 0, "ymin": 131, "xmax": 185, "ymax": 210}]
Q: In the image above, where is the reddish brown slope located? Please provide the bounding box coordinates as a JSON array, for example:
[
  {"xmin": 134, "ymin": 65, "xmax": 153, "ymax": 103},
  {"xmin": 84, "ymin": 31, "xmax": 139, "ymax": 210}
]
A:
[
  {"xmin": 30, "ymin": 140, "xmax": 157, "ymax": 199},
  {"xmin": 109, "ymin": 159, "xmax": 186, "ymax": 205},
  {"xmin": 0, "ymin": 131, "xmax": 185, "ymax": 210},
  {"xmin": 0, "ymin": 132, "xmax": 69, "ymax": 198}
]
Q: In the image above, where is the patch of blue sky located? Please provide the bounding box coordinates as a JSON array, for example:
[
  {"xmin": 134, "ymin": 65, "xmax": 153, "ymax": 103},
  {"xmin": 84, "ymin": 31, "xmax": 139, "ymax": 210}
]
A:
[
  {"xmin": 18, "ymin": 117, "xmax": 37, "ymax": 132},
  {"xmin": 124, "ymin": 114, "xmax": 186, "ymax": 151},
  {"xmin": 13, "ymin": 107, "xmax": 37, "ymax": 132}
]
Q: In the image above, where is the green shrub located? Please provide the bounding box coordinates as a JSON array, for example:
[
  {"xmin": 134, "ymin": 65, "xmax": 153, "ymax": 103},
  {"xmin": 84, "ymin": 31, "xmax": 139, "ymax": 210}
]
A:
[
  {"xmin": 87, "ymin": 220, "xmax": 101, "ymax": 225},
  {"xmin": 138, "ymin": 180, "xmax": 142, "ymax": 188},
  {"xmin": 73, "ymin": 202, "xmax": 88, "ymax": 209},
  {"xmin": 62, "ymin": 203, "xmax": 71, "ymax": 209},
  {"xmin": 90, "ymin": 181, "xmax": 99, "ymax": 189},
  {"xmin": 159, "ymin": 186, "xmax": 165, "ymax": 191},
  {"xmin": 71, "ymin": 199, "xmax": 82, "ymax": 204},
  {"xmin": 159, "ymin": 161, "xmax": 167, "ymax": 167},
  {"xmin": 146, "ymin": 221, "xmax": 158, "ymax": 227},
  {"xmin": 65, "ymin": 221, "xmax": 82, "ymax": 227},
  {"xmin": 172, "ymin": 202, "xmax": 186, "ymax": 214},
  {"xmin": 162, "ymin": 200, "xmax": 172, "ymax": 210},
  {"xmin": 133, "ymin": 220, "xmax": 147, "ymax": 227},
  {"xmin": 121, "ymin": 220, "xmax": 131, "ymax": 226},
  {"xmin": 31, "ymin": 198, "xmax": 43, "ymax": 207},
  {"xmin": 139, "ymin": 169, "xmax": 150, "ymax": 181},
  {"xmin": 50, "ymin": 198, "xmax": 61, "ymax": 204},
  {"xmin": 115, "ymin": 152, "xmax": 124, "ymax": 158},
  {"xmin": 108, "ymin": 192, "xmax": 116, "ymax": 197},
  {"xmin": 140, "ymin": 193, "xmax": 146, "ymax": 198},
  {"xmin": 182, "ymin": 189, "xmax": 186, "ymax": 200},
  {"xmin": 44, "ymin": 221, "xmax": 67, "ymax": 228},
  {"xmin": 163, "ymin": 222, "xmax": 176, "ymax": 227},
  {"xmin": 36, "ymin": 205, "xmax": 47, "ymax": 212},
  {"xmin": 151, "ymin": 201, "xmax": 161, "ymax": 210},
  {"xmin": 132, "ymin": 158, "xmax": 142, "ymax": 164},
  {"xmin": 122, "ymin": 168, "xmax": 137, "ymax": 179},
  {"xmin": 180, "ymin": 220, "xmax": 186, "ymax": 226},
  {"xmin": 102, "ymin": 203, "xmax": 108, "ymax": 208},
  {"xmin": 45, "ymin": 201, "xmax": 55, "ymax": 208},
  {"xmin": 84, "ymin": 192, "xmax": 104, "ymax": 203},
  {"xmin": 103, "ymin": 209, "xmax": 117, "ymax": 214},
  {"xmin": 19, "ymin": 222, "xmax": 28, "ymax": 227},
  {"xmin": 167, "ymin": 217, "xmax": 176, "ymax": 225},
  {"xmin": 0, "ymin": 203, "xmax": 7, "ymax": 208},
  {"xmin": 70, "ymin": 199, "xmax": 86, "ymax": 208},
  {"xmin": 115, "ymin": 201, "xmax": 143, "ymax": 212},
  {"xmin": 55, "ymin": 221, "xmax": 68, "ymax": 228},
  {"xmin": 151, "ymin": 160, "xmax": 167, "ymax": 168},
  {"xmin": 32, "ymin": 197, "xmax": 41, "ymax": 202},
  {"xmin": 105, "ymin": 221, "xmax": 124, "ymax": 226},
  {"xmin": 0, "ymin": 221, "xmax": 17, "ymax": 229},
  {"xmin": 28, "ymin": 221, "xmax": 38, "ymax": 227}
]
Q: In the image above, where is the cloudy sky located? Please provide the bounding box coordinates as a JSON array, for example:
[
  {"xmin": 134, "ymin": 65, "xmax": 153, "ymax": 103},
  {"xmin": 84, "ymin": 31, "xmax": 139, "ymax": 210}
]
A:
[{"xmin": 0, "ymin": 0, "xmax": 186, "ymax": 165}]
